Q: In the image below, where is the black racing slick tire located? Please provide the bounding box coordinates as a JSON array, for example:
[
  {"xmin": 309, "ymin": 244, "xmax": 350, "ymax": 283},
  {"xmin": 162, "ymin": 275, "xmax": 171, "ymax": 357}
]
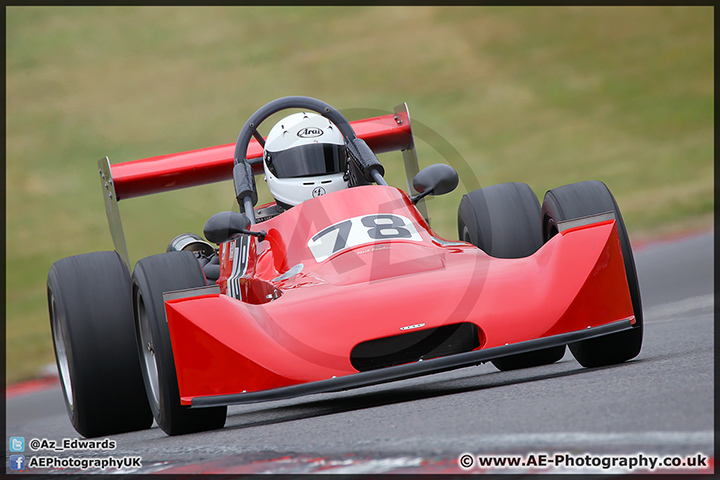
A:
[
  {"xmin": 47, "ymin": 251, "xmax": 153, "ymax": 438},
  {"xmin": 458, "ymin": 182, "xmax": 544, "ymax": 259},
  {"xmin": 542, "ymin": 180, "xmax": 643, "ymax": 368},
  {"xmin": 132, "ymin": 251, "xmax": 227, "ymax": 436},
  {"xmin": 457, "ymin": 182, "xmax": 566, "ymax": 371}
]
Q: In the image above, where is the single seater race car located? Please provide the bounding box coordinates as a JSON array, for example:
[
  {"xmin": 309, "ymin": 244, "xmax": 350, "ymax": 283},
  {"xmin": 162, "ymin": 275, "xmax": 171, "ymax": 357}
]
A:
[{"xmin": 48, "ymin": 96, "xmax": 642, "ymax": 437}]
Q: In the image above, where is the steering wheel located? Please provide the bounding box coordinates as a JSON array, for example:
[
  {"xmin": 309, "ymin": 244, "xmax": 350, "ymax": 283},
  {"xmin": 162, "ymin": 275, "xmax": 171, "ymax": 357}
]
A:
[{"xmin": 232, "ymin": 96, "xmax": 386, "ymax": 223}]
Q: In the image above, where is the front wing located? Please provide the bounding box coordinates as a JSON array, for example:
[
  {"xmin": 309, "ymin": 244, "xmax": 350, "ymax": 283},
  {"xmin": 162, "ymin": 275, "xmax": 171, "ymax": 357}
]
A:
[{"xmin": 190, "ymin": 319, "xmax": 633, "ymax": 408}]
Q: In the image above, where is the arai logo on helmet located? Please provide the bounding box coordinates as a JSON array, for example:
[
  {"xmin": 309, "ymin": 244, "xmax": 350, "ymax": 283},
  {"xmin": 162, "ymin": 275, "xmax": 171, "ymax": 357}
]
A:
[{"xmin": 297, "ymin": 127, "xmax": 324, "ymax": 138}]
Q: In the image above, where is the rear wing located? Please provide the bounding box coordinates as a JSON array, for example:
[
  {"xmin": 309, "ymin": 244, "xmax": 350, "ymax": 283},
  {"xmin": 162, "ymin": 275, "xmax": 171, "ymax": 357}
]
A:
[{"xmin": 99, "ymin": 103, "xmax": 426, "ymax": 267}]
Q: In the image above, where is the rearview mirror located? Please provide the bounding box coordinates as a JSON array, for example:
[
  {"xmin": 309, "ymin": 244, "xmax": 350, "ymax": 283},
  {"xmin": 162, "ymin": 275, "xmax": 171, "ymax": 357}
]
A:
[
  {"xmin": 203, "ymin": 211, "xmax": 251, "ymax": 244},
  {"xmin": 411, "ymin": 164, "xmax": 459, "ymax": 203}
]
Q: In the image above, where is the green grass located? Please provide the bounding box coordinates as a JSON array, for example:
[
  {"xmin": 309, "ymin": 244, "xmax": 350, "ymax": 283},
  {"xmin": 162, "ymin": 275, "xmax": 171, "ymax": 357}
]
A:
[{"xmin": 6, "ymin": 6, "xmax": 713, "ymax": 384}]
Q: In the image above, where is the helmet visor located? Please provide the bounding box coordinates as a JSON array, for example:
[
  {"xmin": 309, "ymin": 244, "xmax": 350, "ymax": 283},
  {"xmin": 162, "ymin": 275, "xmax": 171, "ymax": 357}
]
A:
[{"xmin": 266, "ymin": 143, "xmax": 347, "ymax": 178}]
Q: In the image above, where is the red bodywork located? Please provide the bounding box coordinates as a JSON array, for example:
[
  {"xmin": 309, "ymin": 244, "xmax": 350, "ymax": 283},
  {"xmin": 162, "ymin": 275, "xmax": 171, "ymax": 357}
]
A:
[
  {"xmin": 107, "ymin": 111, "xmax": 636, "ymax": 407},
  {"xmin": 110, "ymin": 113, "xmax": 411, "ymax": 200},
  {"xmin": 163, "ymin": 186, "xmax": 634, "ymax": 405}
]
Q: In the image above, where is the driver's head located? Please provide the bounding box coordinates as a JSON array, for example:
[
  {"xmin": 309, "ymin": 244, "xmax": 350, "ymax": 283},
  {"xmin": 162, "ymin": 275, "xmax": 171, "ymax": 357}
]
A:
[{"xmin": 263, "ymin": 112, "xmax": 348, "ymax": 209}]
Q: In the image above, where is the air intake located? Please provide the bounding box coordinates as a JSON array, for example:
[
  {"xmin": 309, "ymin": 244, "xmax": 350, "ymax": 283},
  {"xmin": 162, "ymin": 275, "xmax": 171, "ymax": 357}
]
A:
[{"xmin": 350, "ymin": 322, "xmax": 482, "ymax": 372}]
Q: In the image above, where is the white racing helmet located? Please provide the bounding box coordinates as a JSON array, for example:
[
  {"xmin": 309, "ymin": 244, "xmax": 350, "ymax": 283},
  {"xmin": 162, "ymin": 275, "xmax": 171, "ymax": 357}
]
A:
[{"xmin": 263, "ymin": 112, "xmax": 349, "ymax": 208}]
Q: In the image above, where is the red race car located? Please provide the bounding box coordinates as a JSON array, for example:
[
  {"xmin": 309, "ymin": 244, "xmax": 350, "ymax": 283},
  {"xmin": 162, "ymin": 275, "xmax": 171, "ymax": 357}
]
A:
[{"xmin": 47, "ymin": 96, "xmax": 642, "ymax": 437}]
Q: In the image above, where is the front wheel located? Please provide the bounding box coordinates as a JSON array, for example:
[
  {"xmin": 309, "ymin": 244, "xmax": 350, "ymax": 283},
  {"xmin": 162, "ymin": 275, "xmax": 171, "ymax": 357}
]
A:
[
  {"xmin": 457, "ymin": 182, "xmax": 566, "ymax": 371},
  {"xmin": 132, "ymin": 251, "xmax": 227, "ymax": 435},
  {"xmin": 542, "ymin": 180, "xmax": 643, "ymax": 367}
]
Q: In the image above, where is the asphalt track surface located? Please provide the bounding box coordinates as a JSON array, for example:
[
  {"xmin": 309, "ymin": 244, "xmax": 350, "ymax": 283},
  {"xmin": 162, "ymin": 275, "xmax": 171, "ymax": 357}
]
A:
[{"xmin": 6, "ymin": 231, "xmax": 714, "ymax": 474}]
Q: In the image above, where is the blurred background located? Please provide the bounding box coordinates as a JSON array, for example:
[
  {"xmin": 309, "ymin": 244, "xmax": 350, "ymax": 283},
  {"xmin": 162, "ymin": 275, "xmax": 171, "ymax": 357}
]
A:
[{"xmin": 6, "ymin": 6, "xmax": 713, "ymax": 384}]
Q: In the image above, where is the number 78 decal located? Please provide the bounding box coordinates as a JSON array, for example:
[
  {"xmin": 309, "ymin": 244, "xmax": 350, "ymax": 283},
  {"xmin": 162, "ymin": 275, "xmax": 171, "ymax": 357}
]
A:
[{"xmin": 308, "ymin": 214, "xmax": 423, "ymax": 262}]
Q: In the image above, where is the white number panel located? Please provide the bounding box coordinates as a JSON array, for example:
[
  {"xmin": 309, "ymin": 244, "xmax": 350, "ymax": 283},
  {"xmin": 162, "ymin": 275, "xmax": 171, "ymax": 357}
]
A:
[{"xmin": 307, "ymin": 214, "xmax": 423, "ymax": 262}]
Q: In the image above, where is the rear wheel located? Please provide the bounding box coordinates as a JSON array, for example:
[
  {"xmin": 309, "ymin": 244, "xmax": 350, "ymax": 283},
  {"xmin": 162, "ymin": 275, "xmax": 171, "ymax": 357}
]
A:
[
  {"xmin": 542, "ymin": 180, "xmax": 643, "ymax": 367},
  {"xmin": 132, "ymin": 251, "xmax": 227, "ymax": 435},
  {"xmin": 47, "ymin": 251, "xmax": 153, "ymax": 437},
  {"xmin": 457, "ymin": 182, "xmax": 566, "ymax": 371},
  {"xmin": 458, "ymin": 182, "xmax": 544, "ymax": 258}
]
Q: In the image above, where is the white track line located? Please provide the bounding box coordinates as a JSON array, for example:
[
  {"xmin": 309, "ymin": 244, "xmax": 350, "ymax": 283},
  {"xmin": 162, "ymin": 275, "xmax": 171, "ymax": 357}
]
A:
[
  {"xmin": 321, "ymin": 457, "xmax": 424, "ymax": 474},
  {"xmin": 644, "ymin": 294, "xmax": 714, "ymax": 322},
  {"xmin": 383, "ymin": 430, "xmax": 714, "ymax": 449}
]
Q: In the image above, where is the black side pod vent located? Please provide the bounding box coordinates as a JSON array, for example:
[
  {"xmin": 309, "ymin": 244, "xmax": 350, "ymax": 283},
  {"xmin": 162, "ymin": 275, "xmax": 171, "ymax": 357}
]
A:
[{"xmin": 351, "ymin": 323, "xmax": 482, "ymax": 372}]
